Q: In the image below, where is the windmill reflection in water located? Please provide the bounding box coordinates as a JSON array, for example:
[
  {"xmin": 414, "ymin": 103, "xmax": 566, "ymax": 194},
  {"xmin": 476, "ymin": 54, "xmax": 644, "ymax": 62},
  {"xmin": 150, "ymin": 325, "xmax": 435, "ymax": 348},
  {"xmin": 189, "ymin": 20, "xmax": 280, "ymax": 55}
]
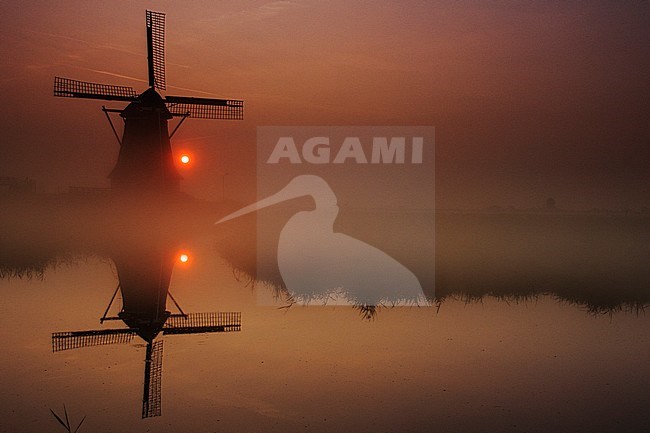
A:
[{"xmin": 51, "ymin": 246, "xmax": 241, "ymax": 419}]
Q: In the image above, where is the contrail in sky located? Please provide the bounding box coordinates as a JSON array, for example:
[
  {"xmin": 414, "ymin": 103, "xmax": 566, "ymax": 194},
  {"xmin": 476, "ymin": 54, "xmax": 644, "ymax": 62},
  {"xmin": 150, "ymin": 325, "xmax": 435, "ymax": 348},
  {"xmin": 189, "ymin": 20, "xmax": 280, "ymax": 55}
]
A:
[{"xmin": 70, "ymin": 67, "xmax": 226, "ymax": 97}]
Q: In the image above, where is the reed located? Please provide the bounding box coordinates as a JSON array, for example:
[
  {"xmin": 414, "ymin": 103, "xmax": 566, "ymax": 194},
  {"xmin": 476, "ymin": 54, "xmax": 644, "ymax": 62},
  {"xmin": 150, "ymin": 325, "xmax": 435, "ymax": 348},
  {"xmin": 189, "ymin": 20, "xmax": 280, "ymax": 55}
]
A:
[{"xmin": 49, "ymin": 405, "xmax": 86, "ymax": 433}]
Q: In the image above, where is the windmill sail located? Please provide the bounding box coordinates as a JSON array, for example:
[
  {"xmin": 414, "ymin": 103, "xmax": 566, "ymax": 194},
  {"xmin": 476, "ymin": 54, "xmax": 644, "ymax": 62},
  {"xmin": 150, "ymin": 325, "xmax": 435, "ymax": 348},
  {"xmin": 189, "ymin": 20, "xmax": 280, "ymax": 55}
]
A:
[
  {"xmin": 142, "ymin": 339, "xmax": 163, "ymax": 418},
  {"xmin": 163, "ymin": 312, "xmax": 241, "ymax": 334},
  {"xmin": 165, "ymin": 96, "xmax": 244, "ymax": 120},
  {"xmin": 146, "ymin": 10, "xmax": 166, "ymax": 90},
  {"xmin": 52, "ymin": 329, "xmax": 137, "ymax": 352},
  {"xmin": 54, "ymin": 77, "xmax": 138, "ymax": 102}
]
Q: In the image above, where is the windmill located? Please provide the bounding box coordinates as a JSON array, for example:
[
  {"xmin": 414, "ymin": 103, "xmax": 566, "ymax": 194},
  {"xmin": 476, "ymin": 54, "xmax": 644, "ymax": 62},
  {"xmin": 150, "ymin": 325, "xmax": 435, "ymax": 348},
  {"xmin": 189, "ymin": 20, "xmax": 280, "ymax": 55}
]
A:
[
  {"xmin": 51, "ymin": 246, "xmax": 241, "ymax": 419},
  {"xmin": 53, "ymin": 10, "xmax": 243, "ymax": 191}
]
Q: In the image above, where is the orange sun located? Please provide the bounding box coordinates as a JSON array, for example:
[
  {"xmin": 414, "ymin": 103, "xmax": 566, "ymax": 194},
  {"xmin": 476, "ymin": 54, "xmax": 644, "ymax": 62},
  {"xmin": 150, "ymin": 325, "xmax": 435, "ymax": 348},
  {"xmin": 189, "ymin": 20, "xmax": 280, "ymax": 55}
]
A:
[{"xmin": 180, "ymin": 154, "xmax": 190, "ymax": 164}]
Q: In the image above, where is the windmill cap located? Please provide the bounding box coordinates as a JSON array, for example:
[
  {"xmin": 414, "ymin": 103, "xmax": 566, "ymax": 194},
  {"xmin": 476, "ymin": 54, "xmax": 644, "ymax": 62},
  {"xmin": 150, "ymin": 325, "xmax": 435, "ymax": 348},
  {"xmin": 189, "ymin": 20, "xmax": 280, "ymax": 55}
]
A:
[{"xmin": 121, "ymin": 88, "xmax": 172, "ymax": 119}]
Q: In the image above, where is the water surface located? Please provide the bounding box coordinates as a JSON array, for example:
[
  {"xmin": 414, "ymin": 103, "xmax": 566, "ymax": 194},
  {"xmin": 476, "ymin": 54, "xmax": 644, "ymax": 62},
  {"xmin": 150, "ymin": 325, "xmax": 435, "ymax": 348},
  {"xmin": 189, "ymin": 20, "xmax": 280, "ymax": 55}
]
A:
[{"xmin": 0, "ymin": 196, "xmax": 648, "ymax": 432}]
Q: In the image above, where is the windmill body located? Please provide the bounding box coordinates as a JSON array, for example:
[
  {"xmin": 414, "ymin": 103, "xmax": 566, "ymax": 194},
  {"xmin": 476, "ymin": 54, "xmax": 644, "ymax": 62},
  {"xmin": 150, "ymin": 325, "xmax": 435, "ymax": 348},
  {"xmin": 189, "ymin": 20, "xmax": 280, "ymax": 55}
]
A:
[
  {"xmin": 54, "ymin": 10, "xmax": 243, "ymax": 193},
  {"xmin": 109, "ymin": 88, "xmax": 180, "ymax": 191},
  {"xmin": 112, "ymin": 243, "xmax": 174, "ymax": 341}
]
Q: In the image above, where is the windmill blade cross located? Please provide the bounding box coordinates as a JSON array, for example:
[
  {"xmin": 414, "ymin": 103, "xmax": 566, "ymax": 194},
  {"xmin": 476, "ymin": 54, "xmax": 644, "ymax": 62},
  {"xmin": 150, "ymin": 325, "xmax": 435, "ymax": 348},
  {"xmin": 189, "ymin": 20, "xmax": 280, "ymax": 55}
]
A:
[
  {"xmin": 54, "ymin": 77, "xmax": 138, "ymax": 102},
  {"xmin": 51, "ymin": 328, "xmax": 138, "ymax": 352},
  {"xmin": 146, "ymin": 10, "xmax": 166, "ymax": 90},
  {"xmin": 165, "ymin": 95, "xmax": 244, "ymax": 120}
]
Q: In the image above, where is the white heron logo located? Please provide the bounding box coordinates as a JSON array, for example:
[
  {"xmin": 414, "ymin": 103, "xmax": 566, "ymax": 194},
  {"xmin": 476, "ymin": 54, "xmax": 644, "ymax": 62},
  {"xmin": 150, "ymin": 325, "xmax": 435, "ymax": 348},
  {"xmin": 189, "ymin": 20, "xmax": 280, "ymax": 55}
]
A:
[{"xmin": 216, "ymin": 175, "xmax": 425, "ymax": 306}]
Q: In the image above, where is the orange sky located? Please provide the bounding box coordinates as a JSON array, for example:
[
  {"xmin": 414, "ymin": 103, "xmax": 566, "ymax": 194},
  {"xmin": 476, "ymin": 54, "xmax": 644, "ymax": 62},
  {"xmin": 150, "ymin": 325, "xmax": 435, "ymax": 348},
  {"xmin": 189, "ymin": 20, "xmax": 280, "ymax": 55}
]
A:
[{"xmin": 0, "ymin": 0, "xmax": 648, "ymax": 209}]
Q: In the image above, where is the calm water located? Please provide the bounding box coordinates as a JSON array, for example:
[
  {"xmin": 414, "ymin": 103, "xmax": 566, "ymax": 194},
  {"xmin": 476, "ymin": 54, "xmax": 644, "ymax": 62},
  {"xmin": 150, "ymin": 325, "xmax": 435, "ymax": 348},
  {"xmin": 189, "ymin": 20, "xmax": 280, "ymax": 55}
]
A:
[{"xmin": 0, "ymin": 196, "xmax": 648, "ymax": 433}]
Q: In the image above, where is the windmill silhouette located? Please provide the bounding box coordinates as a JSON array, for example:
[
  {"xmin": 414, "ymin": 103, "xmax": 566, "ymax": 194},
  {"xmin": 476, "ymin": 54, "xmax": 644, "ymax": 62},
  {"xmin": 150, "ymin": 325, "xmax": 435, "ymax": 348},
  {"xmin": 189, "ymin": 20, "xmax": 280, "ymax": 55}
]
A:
[
  {"xmin": 51, "ymin": 246, "xmax": 241, "ymax": 419},
  {"xmin": 53, "ymin": 10, "xmax": 243, "ymax": 191}
]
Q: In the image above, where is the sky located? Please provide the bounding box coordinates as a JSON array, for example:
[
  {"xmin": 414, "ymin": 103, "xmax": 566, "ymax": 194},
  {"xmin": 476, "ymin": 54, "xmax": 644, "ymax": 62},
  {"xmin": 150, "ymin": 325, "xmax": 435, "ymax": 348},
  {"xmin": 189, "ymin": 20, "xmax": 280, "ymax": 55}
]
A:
[{"xmin": 0, "ymin": 0, "xmax": 648, "ymax": 209}]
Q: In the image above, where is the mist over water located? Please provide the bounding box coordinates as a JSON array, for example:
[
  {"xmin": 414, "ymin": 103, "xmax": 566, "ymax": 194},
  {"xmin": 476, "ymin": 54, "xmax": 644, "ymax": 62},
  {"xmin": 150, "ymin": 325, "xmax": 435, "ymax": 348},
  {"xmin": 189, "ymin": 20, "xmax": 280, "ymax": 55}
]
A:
[
  {"xmin": 2, "ymin": 190, "xmax": 648, "ymax": 312},
  {"xmin": 0, "ymin": 188, "xmax": 649, "ymax": 432}
]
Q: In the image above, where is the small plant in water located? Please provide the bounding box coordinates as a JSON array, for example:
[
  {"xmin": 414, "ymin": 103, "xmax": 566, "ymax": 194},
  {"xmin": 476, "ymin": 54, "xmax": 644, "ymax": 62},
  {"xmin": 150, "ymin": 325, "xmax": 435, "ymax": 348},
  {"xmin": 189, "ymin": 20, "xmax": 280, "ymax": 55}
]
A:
[{"xmin": 50, "ymin": 405, "xmax": 86, "ymax": 433}]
